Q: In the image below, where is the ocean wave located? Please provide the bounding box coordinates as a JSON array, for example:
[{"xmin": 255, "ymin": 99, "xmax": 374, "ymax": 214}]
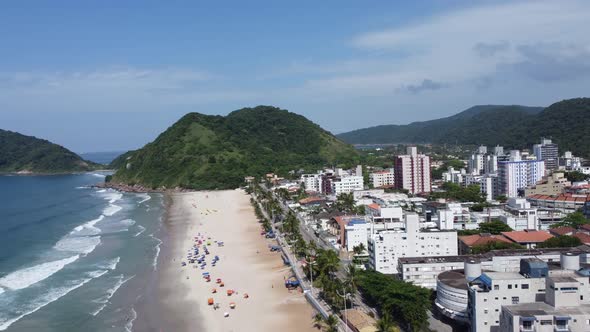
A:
[
  {"xmin": 133, "ymin": 225, "xmax": 146, "ymax": 237},
  {"xmin": 137, "ymin": 194, "xmax": 151, "ymax": 204},
  {"xmin": 97, "ymin": 189, "xmax": 106, "ymax": 193},
  {"xmin": 103, "ymin": 204, "xmax": 122, "ymax": 217},
  {"xmin": 0, "ymin": 255, "xmax": 80, "ymax": 291},
  {"xmin": 91, "ymin": 173, "xmax": 106, "ymax": 178},
  {"xmin": 0, "ymin": 269, "xmax": 107, "ymax": 331},
  {"xmin": 90, "ymin": 274, "xmax": 135, "ymax": 316},
  {"xmin": 97, "ymin": 257, "xmax": 121, "ymax": 271},
  {"xmin": 72, "ymin": 215, "xmax": 104, "ymax": 235},
  {"xmin": 149, "ymin": 234, "xmax": 163, "ymax": 271},
  {"xmin": 75, "ymin": 186, "xmax": 88, "ymax": 189},
  {"xmin": 125, "ymin": 307, "xmax": 137, "ymax": 332},
  {"xmin": 54, "ymin": 236, "xmax": 101, "ymax": 255},
  {"xmin": 0, "ymin": 288, "xmax": 4, "ymax": 295}
]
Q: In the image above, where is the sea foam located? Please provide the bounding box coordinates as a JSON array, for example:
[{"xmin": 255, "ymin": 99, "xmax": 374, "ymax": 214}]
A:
[
  {"xmin": 90, "ymin": 274, "xmax": 134, "ymax": 316},
  {"xmin": 133, "ymin": 225, "xmax": 146, "ymax": 237},
  {"xmin": 137, "ymin": 194, "xmax": 151, "ymax": 204},
  {"xmin": 149, "ymin": 234, "xmax": 163, "ymax": 271},
  {"xmin": 54, "ymin": 236, "xmax": 101, "ymax": 255},
  {"xmin": 0, "ymin": 255, "xmax": 80, "ymax": 290},
  {"xmin": 0, "ymin": 269, "xmax": 107, "ymax": 331}
]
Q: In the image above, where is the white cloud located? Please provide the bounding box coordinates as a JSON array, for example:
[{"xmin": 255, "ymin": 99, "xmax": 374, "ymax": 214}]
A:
[{"xmin": 305, "ymin": 0, "xmax": 590, "ymax": 95}]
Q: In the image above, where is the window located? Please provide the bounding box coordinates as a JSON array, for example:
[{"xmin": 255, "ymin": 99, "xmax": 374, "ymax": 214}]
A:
[
  {"xmin": 508, "ymin": 284, "xmax": 512, "ymax": 289},
  {"xmin": 512, "ymin": 296, "xmax": 519, "ymax": 304},
  {"xmin": 540, "ymin": 320, "xmax": 552, "ymax": 325},
  {"xmin": 484, "ymin": 310, "xmax": 488, "ymax": 314},
  {"xmin": 521, "ymin": 284, "xmax": 529, "ymax": 289},
  {"xmin": 494, "ymin": 285, "xmax": 499, "ymax": 290},
  {"xmin": 522, "ymin": 320, "xmax": 533, "ymax": 329},
  {"xmin": 555, "ymin": 319, "xmax": 568, "ymax": 329}
]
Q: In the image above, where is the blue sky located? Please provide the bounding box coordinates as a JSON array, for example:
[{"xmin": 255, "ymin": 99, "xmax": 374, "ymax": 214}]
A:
[{"xmin": 1, "ymin": 0, "xmax": 589, "ymax": 153}]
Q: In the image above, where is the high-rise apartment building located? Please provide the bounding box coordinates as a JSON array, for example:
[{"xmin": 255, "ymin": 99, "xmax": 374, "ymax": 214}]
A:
[
  {"xmin": 497, "ymin": 150, "xmax": 545, "ymax": 198},
  {"xmin": 533, "ymin": 138, "xmax": 559, "ymax": 171},
  {"xmin": 394, "ymin": 147, "xmax": 431, "ymax": 194}
]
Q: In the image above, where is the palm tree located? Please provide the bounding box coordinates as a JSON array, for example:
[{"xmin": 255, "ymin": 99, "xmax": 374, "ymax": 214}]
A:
[
  {"xmin": 312, "ymin": 313, "xmax": 324, "ymax": 330},
  {"xmin": 324, "ymin": 315, "xmax": 338, "ymax": 332},
  {"xmin": 345, "ymin": 264, "xmax": 358, "ymax": 294},
  {"xmin": 336, "ymin": 193, "xmax": 355, "ymax": 213},
  {"xmin": 375, "ymin": 312, "xmax": 395, "ymax": 332}
]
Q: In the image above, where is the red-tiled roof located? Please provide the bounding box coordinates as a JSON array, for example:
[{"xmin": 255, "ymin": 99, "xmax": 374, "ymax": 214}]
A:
[
  {"xmin": 501, "ymin": 230, "xmax": 554, "ymax": 244},
  {"xmin": 574, "ymin": 232, "xmax": 590, "ymax": 245},
  {"xmin": 579, "ymin": 224, "xmax": 590, "ymax": 232},
  {"xmin": 367, "ymin": 203, "xmax": 380, "ymax": 210},
  {"xmin": 459, "ymin": 234, "xmax": 513, "ymax": 247},
  {"xmin": 549, "ymin": 226, "xmax": 575, "ymax": 236}
]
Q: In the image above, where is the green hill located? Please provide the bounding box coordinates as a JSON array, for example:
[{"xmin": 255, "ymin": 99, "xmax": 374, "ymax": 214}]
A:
[
  {"xmin": 337, "ymin": 98, "xmax": 590, "ymax": 157},
  {"xmin": 111, "ymin": 106, "xmax": 359, "ymax": 190},
  {"xmin": 0, "ymin": 129, "xmax": 98, "ymax": 173}
]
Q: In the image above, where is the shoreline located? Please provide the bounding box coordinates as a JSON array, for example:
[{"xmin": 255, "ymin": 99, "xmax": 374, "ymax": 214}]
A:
[{"xmin": 149, "ymin": 190, "xmax": 317, "ymax": 332}]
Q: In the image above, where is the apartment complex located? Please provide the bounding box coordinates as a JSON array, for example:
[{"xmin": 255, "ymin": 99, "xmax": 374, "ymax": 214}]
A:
[
  {"xmin": 394, "ymin": 146, "xmax": 431, "ymax": 194},
  {"xmin": 497, "ymin": 150, "xmax": 545, "ymax": 198},
  {"xmin": 369, "ymin": 169, "xmax": 395, "ymax": 188},
  {"xmin": 368, "ymin": 213, "xmax": 457, "ymax": 274},
  {"xmin": 533, "ymin": 138, "xmax": 559, "ymax": 171}
]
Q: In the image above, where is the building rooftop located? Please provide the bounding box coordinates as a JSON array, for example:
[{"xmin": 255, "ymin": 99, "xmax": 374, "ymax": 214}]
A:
[
  {"xmin": 398, "ymin": 245, "xmax": 590, "ymax": 265},
  {"xmin": 501, "ymin": 230, "xmax": 554, "ymax": 243},
  {"xmin": 548, "ymin": 276, "xmax": 579, "ymax": 283},
  {"xmin": 549, "ymin": 226, "xmax": 575, "ymax": 236},
  {"xmin": 459, "ymin": 233, "xmax": 513, "ymax": 247},
  {"xmin": 299, "ymin": 196, "xmax": 326, "ymax": 205},
  {"xmin": 438, "ymin": 270, "xmax": 470, "ymax": 290},
  {"xmin": 483, "ymin": 271, "xmax": 524, "ymax": 280},
  {"xmin": 503, "ymin": 302, "xmax": 590, "ymax": 317}
]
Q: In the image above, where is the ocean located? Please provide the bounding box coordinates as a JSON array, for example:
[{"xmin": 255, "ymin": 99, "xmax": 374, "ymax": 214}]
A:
[{"xmin": 0, "ymin": 173, "xmax": 165, "ymax": 331}]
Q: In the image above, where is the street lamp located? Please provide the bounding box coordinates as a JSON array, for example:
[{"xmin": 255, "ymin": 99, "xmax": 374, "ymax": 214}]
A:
[{"xmin": 336, "ymin": 289, "xmax": 351, "ymax": 329}]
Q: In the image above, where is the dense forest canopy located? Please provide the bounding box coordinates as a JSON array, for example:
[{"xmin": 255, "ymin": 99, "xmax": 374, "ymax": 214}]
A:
[
  {"xmin": 112, "ymin": 106, "xmax": 359, "ymax": 190},
  {"xmin": 338, "ymin": 98, "xmax": 590, "ymax": 158},
  {"xmin": 0, "ymin": 129, "xmax": 98, "ymax": 173}
]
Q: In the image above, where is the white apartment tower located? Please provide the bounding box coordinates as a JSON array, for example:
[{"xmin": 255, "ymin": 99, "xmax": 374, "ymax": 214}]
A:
[
  {"xmin": 497, "ymin": 150, "xmax": 545, "ymax": 198},
  {"xmin": 394, "ymin": 147, "xmax": 431, "ymax": 194}
]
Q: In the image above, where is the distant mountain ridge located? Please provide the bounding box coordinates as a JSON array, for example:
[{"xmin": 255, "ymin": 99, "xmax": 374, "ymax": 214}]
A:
[
  {"xmin": 0, "ymin": 129, "xmax": 98, "ymax": 173},
  {"xmin": 337, "ymin": 98, "xmax": 590, "ymax": 157},
  {"xmin": 111, "ymin": 105, "xmax": 359, "ymax": 190}
]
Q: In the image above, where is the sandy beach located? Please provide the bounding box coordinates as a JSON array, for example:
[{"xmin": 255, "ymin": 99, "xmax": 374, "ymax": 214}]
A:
[{"xmin": 156, "ymin": 189, "xmax": 317, "ymax": 332}]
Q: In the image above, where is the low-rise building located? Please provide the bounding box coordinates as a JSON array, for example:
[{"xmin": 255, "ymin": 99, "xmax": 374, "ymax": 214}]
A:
[
  {"xmin": 501, "ymin": 230, "xmax": 554, "ymax": 249},
  {"xmin": 332, "ymin": 175, "xmax": 364, "ymax": 195},
  {"xmin": 368, "ymin": 213, "xmax": 458, "ymax": 274},
  {"xmin": 527, "ymin": 193, "xmax": 590, "ymax": 214},
  {"xmin": 525, "ymin": 172, "xmax": 571, "ymax": 197},
  {"xmin": 458, "ymin": 234, "xmax": 515, "ymax": 254},
  {"xmin": 369, "ymin": 169, "xmax": 395, "ymax": 188},
  {"xmin": 328, "ymin": 216, "xmax": 370, "ymax": 252},
  {"xmin": 399, "ymin": 246, "xmax": 590, "ymax": 290}
]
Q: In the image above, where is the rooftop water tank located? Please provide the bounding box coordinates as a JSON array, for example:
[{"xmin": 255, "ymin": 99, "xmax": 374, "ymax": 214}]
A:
[
  {"xmin": 561, "ymin": 252, "xmax": 580, "ymax": 271},
  {"xmin": 464, "ymin": 260, "xmax": 482, "ymax": 281}
]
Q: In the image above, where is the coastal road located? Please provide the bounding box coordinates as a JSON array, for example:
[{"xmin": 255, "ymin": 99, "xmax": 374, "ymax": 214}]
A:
[{"xmin": 259, "ymin": 186, "xmax": 378, "ymax": 319}]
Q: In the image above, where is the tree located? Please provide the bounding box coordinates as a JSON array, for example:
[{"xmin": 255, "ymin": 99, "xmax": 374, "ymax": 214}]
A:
[
  {"xmin": 477, "ymin": 220, "xmax": 512, "ymax": 234},
  {"xmin": 357, "ymin": 270, "xmax": 431, "ymax": 332},
  {"xmin": 470, "ymin": 241, "xmax": 524, "ymax": 254},
  {"xmin": 537, "ymin": 235, "xmax": 582, "ymax": 248},
  {"xmin": 324, "ymin": 315, "xmax": 338, "ymax": 332},
  {"xmin": 313, "ymin": 313, "xmax": 324, "ymax": 330},
  {"xmin": 375, "ymin": 312, "xmax": 396, "ymax": 332},
  {"xmin": 550, "ymin": 212, "xmax": 589, "ymax": 229},
  {"xmin": 496, "ymin": 195, "xmax": 508, "ymax": 203},
  {"xmin": 352, "ymin": 243, "xmax": 366, "ymax": 256},
  {"xmin": 566, "ymin": 171, "xmax": 590, "ymax": 183},
  {"xmin": 336, "ymin": 193, "xmax": 356, "ymax": 214}
]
